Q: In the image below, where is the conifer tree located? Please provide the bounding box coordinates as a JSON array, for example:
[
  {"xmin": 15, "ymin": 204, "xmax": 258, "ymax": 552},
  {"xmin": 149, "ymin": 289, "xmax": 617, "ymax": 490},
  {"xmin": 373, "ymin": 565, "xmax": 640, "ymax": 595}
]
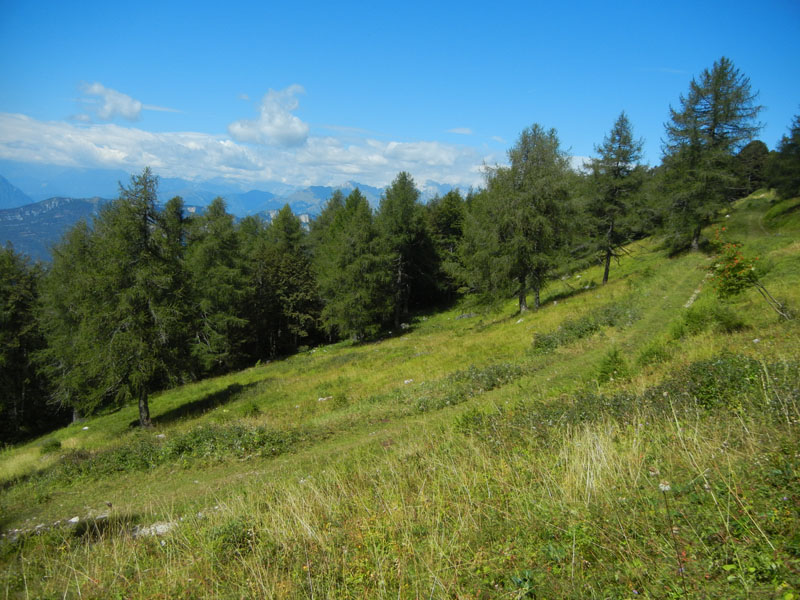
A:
[
  {"xmin": 459, "ymin": 125, "xmax": 572, "ymax": 311},
  {"xmin": 663, "ymin": 57, "xmax": 762, "ymax": 249},
  {"xmin": 767, "ymin": 114, "xmax": 800, "ymax": 199},
  {"xmin": 376, "ymin": 172, "xmax": 436, "ymax": 327},
  {"xmin": 0, "ymin": 244, "xmax": 59, "ymax": 441},
  {"xmin": 185, "ymin": 197, "xmax": 249, "ymax": 373},
  {"xmin": 587, "ymin": 111, "xmax": 645, "ymax": 284},
  {"xmin": 315, "ymin": 189, "xmax": 390, "ymax": 340},
  {"xmin": 38, "ymin": 168, "xmax": 192, "ymax": 427},
  {"xmin": 263, "ymin": 205, "xmax": 318, "ymax": 355}
]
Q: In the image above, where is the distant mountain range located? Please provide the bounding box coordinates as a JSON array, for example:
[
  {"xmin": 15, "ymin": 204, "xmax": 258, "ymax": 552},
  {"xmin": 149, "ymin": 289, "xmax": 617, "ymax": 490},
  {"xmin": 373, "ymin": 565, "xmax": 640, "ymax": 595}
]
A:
[{"xmin": 0, "ymin": 163, "xmax": 457, "ymax": 261}]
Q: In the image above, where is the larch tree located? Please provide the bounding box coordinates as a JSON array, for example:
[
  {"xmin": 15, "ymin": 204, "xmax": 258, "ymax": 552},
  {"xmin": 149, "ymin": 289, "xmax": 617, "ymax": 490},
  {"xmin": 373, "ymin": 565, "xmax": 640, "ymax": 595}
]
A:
[
  {"xmin": 38, "ymin": 168, "xmax": 193, "ymax": 427},
  {"xmin": 459, "ymin": 124, "xmax": 572, "ymax": 311},
  {"xmin": 315, "ymin": 188, "xmax": 390, "ymax": 340},
  {"xmin": 587, "ymin": 111, "xmax": 645, "ymax": 284},
  {"xmin": 663, "ymin": 57, "xmax": 762, "ymax": 249}
]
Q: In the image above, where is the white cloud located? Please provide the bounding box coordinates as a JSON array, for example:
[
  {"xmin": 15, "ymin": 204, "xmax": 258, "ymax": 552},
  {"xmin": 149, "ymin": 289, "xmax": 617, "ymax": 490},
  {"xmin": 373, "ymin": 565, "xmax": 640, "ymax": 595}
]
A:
[
  {"xmin": 81, "ymin": 82, "xmax": 143, "ymax": 121},
  {"xmin": 228, "ymin": 84, "xmax": 309, "ymax": 147},
  {"xmin": 79, "ymin": 82, "xmax": 180, "ymax": 121},
  {"xmin": 491, "ymin": 135, "xmax": 505, "ymax": 144},
  {"xmin": 0, "ymin": 112, "xmax": 490, "ymax": 190},
  {"xmin": 447, "ymin": 127, "xmax": 473, "ymax": 135}
]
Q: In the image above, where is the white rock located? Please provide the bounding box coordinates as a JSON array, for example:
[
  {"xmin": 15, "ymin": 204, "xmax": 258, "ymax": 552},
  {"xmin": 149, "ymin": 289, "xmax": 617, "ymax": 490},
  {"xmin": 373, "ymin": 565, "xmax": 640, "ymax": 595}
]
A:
[{"xmin": 68, "ymin": 516, "xmax": 79, "ymax": 523}]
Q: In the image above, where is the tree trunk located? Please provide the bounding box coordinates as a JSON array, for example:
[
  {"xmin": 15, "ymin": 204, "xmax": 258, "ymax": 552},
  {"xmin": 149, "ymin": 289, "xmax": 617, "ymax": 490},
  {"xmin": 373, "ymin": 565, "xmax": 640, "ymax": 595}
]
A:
[
  {"xmin": 394, "ymin": 258, "xmax": 404, "ymax": 329},
  {"xmin": 603, "ymin": 247, "xmax": 612, "ymax": 285},
  {"xmin": 691, "ymin": 226, "xmax": 701, "ymax": 251},
  {"xmin": 534, "ymin": 286, "xmax": 540, "ymax": 310},
  {"xmin": 603, "ymin": 220, "xmax": 614, "ymax": 285},
  {"xmin": 138, "ymin": 388, "xmax": 152, "ymax": 428},
  {"xmin": 518, "ymin": 274, "xmax": 528, "ymax": 312}
]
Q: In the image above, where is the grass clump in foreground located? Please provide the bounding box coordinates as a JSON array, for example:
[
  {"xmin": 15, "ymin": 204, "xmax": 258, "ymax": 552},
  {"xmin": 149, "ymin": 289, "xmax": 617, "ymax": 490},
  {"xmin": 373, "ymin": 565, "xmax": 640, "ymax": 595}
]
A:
[{"xmin": 1, "ymin": 193, "xmax": 799, "ymax": 598}]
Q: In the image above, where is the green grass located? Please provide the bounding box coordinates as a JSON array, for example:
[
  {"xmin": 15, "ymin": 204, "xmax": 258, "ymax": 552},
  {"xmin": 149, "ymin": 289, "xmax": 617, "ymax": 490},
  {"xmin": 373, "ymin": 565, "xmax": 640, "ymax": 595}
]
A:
[{"xmin": 2, "ymin": 193, "xmax": 799, "ymax": 598}]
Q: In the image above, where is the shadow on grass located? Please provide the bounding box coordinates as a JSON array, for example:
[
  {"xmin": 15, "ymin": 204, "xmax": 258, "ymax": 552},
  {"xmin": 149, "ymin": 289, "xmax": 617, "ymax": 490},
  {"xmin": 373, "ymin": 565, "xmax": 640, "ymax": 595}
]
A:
[
  {"xmin": 129, "ymin": 382, "xmax": 257, "ymax": 428},
  {"xmin": 72, "ymin": 513, "xmax": 143, "ymax": 542}
]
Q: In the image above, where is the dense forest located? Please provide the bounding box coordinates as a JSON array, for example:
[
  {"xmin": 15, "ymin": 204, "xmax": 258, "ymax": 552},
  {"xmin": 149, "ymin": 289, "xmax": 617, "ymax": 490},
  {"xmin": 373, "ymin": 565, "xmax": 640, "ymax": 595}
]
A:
[{"xmin": 2, "ymin": 57, "xmax": 799, "ymax": 443}]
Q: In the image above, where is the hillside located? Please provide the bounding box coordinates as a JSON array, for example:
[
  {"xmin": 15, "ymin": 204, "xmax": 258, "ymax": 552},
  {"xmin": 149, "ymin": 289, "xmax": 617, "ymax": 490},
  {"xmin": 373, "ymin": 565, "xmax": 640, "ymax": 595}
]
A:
[{"xmin": 1, "ymin": 192, "xmax": 798, "ymax": 598}]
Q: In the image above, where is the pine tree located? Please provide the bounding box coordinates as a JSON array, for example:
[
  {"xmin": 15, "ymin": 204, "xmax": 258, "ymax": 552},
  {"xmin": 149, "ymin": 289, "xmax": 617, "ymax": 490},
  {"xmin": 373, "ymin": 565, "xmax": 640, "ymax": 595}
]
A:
[
  {"xmin": 376, "ymin": 172, "xmax": 437, "ymax": 327},
  {"xmin": 185, "ymin": 197, "xmax": 249, "ymax": 374},
  {"xmin": 425, "ymin": 189, "xmax": 466, "ymax": 301},
  {"xmin": 459, "ymin": 125, "xmax": 572, "ymax": 311},
  {"xmin": 38, "ymin": 168, "xmax": 193, "ymax": 427},
  {"xmin": 263, "ymin": 205, "xmax": 319, "ymax": 355},
  {"xmin": 315, "ymin": 189, "xmax": 390, "ymax": 340},
  {"xmin": 587, "ymin": 111, "xmax": 645, "ymax": 284},
  {"xmin": 663, "ymin": 57, "xmax": 762, "ymax": 249},
  {"xmin": 0, "ymin": 244, "xmax": 61, "ymax": 442},
  {"xmin": 767, "ymin": 114, "xmax": 800, "ymax": 199}
]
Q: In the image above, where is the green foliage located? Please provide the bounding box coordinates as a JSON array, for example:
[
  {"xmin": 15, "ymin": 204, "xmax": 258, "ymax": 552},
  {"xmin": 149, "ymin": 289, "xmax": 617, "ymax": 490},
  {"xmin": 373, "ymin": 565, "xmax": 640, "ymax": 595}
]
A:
[
  {"xmin": 708, "ymin": 226, "xmax": 759, "ymax": 298},
  {"xmin": 241, "ymin": 205, "xmax": 319, "ymax": 358},
  {"xmin": 532, "ymin": 302, "xmax": 640, "ymax": 353},
  {"xmin": 636, "ymin": 339, "xmax": 673, "ymax": 366},
  {"xmin": 376, "ymin": 172, "xmax": 437, "ymax": 327},
  {"xmin": 0, "ymin": 244, "xmax": 62, "ymax": 443},
  {"xmin": 209, "ymin": 517, "xmax": 256, "ymax": 558},
  {"xmin": 767, "ymin": 113, "xmax": 800, "ymax": 200},
  {"xmin": 734, "ymin": 139, "xmax": 769, "ymax": 195},
  {"xmin": 424, "ymin": 189, "xmax": 466, "ymax": 300},
  {"xmin": 38, "ymin": 439, "xmax": 61, "ymax": 454},
  {"xmin": 670, "ymin": 297, "xmax": 747, "ymax": 339},
  {"xmin": 458, "ymin": 124, "xmax": 573, "ymax": 311},
  {"xmin": 37, "ymin": 169, "xmax": 193, "ymax": 426},
  {"xmin": 596, "ymin": 346, "xmax": 629, "ymax": 383},
  {"xmin": 314, "ymin": 189, "xmax": 391, "ymax": 340},
  {"xmin": 663, "ymin": 57, "xmax": 763, "ymax": 249},
  {"xmin": 585, "ymin": 111, "xmax": 645, "ymax": 284},
  {"xmin": 186, "ymin": 197, "xmax": 250, "ymax": 373}
]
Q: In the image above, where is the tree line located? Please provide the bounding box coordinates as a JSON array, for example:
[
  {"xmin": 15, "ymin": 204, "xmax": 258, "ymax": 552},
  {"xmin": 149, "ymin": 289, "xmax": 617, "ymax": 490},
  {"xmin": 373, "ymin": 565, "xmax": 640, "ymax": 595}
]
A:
[{"xmin": 2, "ymin": 57, "xmax": 798, "ymax": 442}]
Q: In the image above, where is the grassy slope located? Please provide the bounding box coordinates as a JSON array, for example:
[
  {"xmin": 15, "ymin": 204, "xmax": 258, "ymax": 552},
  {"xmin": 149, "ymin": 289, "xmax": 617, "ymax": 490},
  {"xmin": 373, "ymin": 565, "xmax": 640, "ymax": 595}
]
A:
[{"xmin": 1, "ymin": 192, "xmax": 799, "ymax": 598}]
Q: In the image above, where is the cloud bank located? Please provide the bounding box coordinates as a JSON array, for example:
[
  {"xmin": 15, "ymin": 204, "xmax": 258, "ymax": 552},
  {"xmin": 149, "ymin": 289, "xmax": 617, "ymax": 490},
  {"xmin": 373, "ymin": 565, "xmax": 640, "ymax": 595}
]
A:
[{"xmin": 0, "ymin": 113, "xmax": 491, "ymax": 188}]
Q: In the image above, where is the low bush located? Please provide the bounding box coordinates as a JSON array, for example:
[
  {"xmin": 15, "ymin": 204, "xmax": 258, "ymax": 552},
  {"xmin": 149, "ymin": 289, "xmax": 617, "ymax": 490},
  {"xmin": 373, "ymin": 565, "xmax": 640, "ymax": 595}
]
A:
[{"xmin": 532, "ymin": 302, "xmax": 641, "ymax": 354}]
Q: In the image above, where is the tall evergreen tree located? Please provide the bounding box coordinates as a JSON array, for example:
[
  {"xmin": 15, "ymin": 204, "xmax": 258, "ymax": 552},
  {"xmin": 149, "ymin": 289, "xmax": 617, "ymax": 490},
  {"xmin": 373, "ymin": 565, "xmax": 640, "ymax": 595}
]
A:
[
  {"xmin": 315, "ymin": 189, "xmax": 389, "ymax": 340},
  {"xmin": 734, "ymin": 140, "xmax": 769, "ymax": 196},
  {"xmin": 425, "ymin": 189, "xmax": 466, "ymax": 301},
  {"xmin": 185, "ymin": 197, "xmax": 249, "ymax": 374},
  {"xmin": 376, "ymin": 172, "xmax": 436, "ymax": 326},
  {"xmin": 38, "ymin": 169, "xmax": 193, "ymax": 427},
  {"xmin": 262, "ymin": 205, "xmax": 319, "ymax": 355},
  {"xmin": 0, "ymin": 244, "xmax": 61, "ymax": 443},
  {"xmin": 663, "ymin": 57, "xmax": 762, "ymax": 249},
  {"xmin": 587, "ymin": 111, "xmax": 645, "ymax": 284},
  {"xmin": 767, "ymin": 114, "xmax": 800, "ymax": 199},
  {"xmin": 459, "ymin": 125, "xmax": 572, "ymax": 311}
]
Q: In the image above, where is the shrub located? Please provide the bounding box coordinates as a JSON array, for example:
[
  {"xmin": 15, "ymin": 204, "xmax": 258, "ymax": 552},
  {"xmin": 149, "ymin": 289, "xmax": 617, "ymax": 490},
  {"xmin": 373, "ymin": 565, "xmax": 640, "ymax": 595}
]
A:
[
  {"xmin": 39, "ymin": 439, "xmax": 61, "ymax": 455},
  {"xmin": 596, "ymin": 346, "xmax": 630, "ymax": 383},
  {"xmin": 532, "ymin": 303, "xmax": 641, "ymax": 354}
]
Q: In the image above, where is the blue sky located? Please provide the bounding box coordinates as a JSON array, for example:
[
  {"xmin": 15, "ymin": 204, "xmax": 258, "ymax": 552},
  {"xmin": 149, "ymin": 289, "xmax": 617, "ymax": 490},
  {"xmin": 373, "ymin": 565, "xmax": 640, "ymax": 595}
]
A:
[{"xmin": 1, "ymin": 0, "xmax": 798, "ymax": 190}]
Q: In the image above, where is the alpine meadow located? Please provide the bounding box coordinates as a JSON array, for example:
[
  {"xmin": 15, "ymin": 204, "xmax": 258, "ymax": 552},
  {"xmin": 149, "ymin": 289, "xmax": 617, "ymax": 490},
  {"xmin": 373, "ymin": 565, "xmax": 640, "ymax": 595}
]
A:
[{"xmin": 2, "ymin": 56, "xmax": 800, "ymax": 599}]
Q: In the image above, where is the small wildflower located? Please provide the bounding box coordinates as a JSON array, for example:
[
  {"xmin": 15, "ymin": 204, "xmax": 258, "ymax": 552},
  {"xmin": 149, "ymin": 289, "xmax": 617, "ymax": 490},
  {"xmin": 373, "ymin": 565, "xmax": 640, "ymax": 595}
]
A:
[{"xmin": 659, "ymin": 481, "xmax": 671, "ymax": 492}]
